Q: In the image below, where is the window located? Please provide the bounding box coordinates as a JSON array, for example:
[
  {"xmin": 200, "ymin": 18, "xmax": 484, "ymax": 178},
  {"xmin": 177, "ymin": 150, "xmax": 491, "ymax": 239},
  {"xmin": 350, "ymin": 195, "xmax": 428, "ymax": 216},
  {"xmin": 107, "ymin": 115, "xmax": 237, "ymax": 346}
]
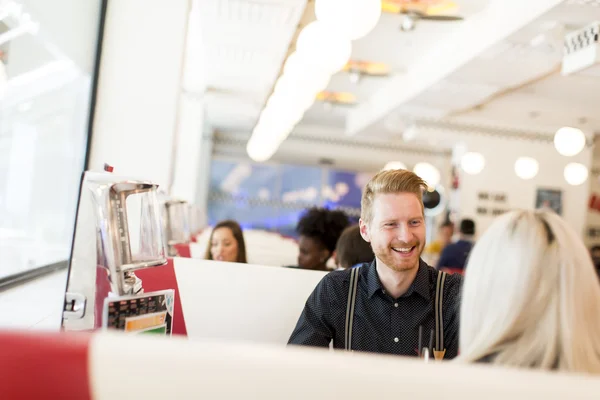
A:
[{"xmin": 0, "ymin": 0, "xmax": 104, "ymax": 279}]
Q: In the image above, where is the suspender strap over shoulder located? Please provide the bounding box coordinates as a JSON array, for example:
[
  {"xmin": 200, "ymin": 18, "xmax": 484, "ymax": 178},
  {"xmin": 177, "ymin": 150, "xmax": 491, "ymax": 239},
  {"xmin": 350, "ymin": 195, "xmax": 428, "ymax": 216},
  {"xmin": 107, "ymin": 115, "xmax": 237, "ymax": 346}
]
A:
[
  {"xmin": 434, "ymin": 271, "xmax": 448, "ymax": 359},
  {"xmin": 344, "ymin": 267, "xmax": 448, "ymax": 357},
  {"xmin": 344, "ymin": 267, "xmax": 360, "ymax": 351}
]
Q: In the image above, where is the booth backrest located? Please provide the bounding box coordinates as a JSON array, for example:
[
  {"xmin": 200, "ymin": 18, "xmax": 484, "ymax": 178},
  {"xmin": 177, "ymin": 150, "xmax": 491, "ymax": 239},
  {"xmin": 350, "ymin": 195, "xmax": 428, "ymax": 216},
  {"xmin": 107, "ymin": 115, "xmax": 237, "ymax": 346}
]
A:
[
  {"xmin": 3, "ymin": 330, "xmax": 600, "ymax": 400},
  {"xmin": 173, "ymin": 258, "xmax": 326, "ymax": 344},
  {"xmin": 134, "ymin": 259, "xmax": 187, "ymax": 336}
]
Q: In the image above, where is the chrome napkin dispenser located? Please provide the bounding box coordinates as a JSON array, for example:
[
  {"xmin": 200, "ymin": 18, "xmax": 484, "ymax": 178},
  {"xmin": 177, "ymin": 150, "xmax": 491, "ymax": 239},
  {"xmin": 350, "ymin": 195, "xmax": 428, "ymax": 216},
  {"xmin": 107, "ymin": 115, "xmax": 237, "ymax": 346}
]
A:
[
  {"xmin": 188, "ymin": 203, "xmax": 204, "ymax": 238},
  {"xmin": 162, "ymin": 199, "xmax": 190, "ymax": 257},
  {"xmin": 62, "ymin": 171, "xmax": 167, "ymax": 331}
]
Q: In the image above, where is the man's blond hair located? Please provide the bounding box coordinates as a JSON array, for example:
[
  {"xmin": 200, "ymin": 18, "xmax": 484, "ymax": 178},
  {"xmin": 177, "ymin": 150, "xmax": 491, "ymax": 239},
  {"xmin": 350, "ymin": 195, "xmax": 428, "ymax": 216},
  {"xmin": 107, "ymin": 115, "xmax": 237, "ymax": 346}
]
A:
[{"xmin": 361, "ymin": 169, "xmax": 426, "ymax": 224}]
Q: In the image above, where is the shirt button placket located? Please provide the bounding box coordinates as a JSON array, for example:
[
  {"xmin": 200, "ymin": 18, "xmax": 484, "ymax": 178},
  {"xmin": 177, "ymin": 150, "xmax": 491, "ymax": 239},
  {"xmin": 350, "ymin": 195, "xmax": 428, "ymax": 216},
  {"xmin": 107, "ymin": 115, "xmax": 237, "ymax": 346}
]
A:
[{"xmin": 391, "ymin": 300, "xmax": 402, "ymax": 350}]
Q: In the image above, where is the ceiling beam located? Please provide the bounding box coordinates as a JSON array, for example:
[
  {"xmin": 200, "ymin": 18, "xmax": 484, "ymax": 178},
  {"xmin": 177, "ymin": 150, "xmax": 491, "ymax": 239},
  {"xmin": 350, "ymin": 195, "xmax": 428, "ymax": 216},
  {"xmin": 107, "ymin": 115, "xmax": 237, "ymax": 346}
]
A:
[{"xmin": 345, "ymin": 0, "xmax": 565, "ymax": 136}]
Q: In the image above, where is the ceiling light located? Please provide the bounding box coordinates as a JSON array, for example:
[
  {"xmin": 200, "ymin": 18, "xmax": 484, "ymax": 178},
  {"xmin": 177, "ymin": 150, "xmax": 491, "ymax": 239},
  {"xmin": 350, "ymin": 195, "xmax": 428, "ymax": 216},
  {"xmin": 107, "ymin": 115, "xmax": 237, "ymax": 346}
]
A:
[
  {"xmin": 247, "ymin": 126, "xmax": 291, "ymax": 162},
  {"xmin": 273, "ymin": 73, "xmax": 330, "ymax": 103},
  {"xmin": 564, "ymin": 162, "xmax": 588, "ymax": 186},
  {"xmin": 282, "ymin": 52, "xmax": 301, "ymax": 75},
  {"xmin": 400, "ymin": 15, "xmax": 416, "ymax": 32},
  {"xmin": 514, "ymin": 157, "xmax": 539, "ymax": 180},
  {"xmin": 261, "ymin": 102, "xmax": 304, "ymax": 126},
  {"xmin": 283, "ymin": 53, "xmax": 332, "ymax": 89},
  {"xmin": 315, "ymin": 0, "xmax": 382, "ymax": 41},
  {"xmin": 268, "ymin": 89, "xmax": 319, "ymax": 115},
  {"xmin": 382, "ymin": 161, "xmax": 407, "ymax": 171},
  {"xmin": 554, "ymin": 126, "xmax": 586, "ymax": 156},
  {"xmin": 247, "ymin": 138, "xmax": 279, "ymax": 162},
  {"xmin": 295, "ymin": 21, "xmax": 352, "ymax": 74},
  {"xmin": 460, "ymin": 152, "xmax": 485, "ymax": 175},
  {"xmin": 349, "ymin": 71, "xmax": 361, "ymax": 84},
  {"xmin": 413, "ymin": 162, "xmax": 441, "ymax": 187}
]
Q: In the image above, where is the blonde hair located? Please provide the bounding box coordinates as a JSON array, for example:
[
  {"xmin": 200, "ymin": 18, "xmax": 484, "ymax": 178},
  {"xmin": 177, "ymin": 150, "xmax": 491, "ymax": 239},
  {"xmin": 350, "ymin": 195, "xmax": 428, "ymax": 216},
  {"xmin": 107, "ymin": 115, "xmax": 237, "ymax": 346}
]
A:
[
  {"xmin": 361, "ymin": 169, "xmax": 426, "ymax": 224},
  {"xmin": 458, "ymin": 209, "xmax": 600, "ymax": 373}
]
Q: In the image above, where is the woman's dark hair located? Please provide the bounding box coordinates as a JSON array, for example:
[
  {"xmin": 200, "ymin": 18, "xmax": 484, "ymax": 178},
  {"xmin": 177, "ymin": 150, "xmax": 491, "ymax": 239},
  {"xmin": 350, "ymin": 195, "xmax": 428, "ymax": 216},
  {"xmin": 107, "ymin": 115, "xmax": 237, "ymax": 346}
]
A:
[
  {"xmin": 336, "ymin": 225, "xmax": 374, "ymax": 269},
  {"xmin": 296, "ymin": 207, "xmax": 350, "ymax": 253},
  {"xmin": 204, "ymin": 220, "xmax": 247, "ymax": 263}
]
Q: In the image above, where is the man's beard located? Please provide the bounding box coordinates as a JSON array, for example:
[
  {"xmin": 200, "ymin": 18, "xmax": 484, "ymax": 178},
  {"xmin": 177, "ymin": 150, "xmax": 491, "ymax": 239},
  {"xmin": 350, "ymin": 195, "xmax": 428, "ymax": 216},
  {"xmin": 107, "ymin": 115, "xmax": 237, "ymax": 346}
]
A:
[{"xmin": 372, "ymin": 242, "xmax": 423, "ymax": 272}]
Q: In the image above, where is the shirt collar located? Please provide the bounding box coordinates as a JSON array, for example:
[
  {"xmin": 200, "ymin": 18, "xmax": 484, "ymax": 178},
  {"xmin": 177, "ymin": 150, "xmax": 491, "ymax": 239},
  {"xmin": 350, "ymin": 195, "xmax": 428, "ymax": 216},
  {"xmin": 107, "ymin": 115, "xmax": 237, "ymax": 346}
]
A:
[{"xmin": 365, "ymin": 258, "xmax": 430, "ymax": 300}]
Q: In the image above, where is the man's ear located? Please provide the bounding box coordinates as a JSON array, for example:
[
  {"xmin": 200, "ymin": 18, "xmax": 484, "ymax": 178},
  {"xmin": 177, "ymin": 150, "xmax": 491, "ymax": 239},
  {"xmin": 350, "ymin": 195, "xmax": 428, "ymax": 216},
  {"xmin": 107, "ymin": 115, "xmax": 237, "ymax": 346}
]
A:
[{"xmin": 359, "ymin": 218, "xmax": 371, "ymax": 243}]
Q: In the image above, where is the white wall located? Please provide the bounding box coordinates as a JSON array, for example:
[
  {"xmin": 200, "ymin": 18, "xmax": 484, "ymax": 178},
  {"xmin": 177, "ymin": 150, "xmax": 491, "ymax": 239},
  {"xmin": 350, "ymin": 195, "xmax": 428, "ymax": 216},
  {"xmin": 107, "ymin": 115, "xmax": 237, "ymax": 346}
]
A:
[
  {"xmin": 89, "ymin": 0, "xmax": 191, "ymax": 188},
  {"xmin": 170, "ymin": 0, "xmax": 209, "ymax": 203},
  {"xmin": 170, "ymin": 93, "xmax": 204, "ymax": 202},
  {"xmin": 457, "ymin": 135, "xmax": 592, "ymax": 236}
]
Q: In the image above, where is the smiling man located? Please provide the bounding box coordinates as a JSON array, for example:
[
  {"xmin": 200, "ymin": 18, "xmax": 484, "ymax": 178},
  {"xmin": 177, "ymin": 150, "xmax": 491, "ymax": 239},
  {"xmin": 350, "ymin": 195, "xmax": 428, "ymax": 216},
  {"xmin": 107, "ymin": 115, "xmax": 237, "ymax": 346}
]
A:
[{"xmin": 288, "ymin": 169, "xmax": 462, "ymax": 358}]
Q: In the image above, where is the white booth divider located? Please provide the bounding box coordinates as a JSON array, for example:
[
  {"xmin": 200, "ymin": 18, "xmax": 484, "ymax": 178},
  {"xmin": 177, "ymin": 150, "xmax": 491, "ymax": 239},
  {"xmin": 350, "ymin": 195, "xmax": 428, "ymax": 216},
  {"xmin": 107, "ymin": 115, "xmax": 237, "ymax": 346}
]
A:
[
  {"xmin": 173, "ymin": 258, "xmax": 326, "ymax": 344},
  {"xmin": 4, "ymin": 329, "xmax": 600, "ymax": 399},
  {"xmin": 88, "ymin": 333, "xmax": 600, "ymax": 399}
]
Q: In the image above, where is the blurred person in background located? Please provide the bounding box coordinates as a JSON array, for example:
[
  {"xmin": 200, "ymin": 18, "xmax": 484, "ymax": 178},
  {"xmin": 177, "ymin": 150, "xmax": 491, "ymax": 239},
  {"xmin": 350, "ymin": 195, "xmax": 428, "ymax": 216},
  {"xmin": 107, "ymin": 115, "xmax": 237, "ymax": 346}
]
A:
[
  {"xmin": 459, "ymin": 210, "xmax": 600, "ymax": 373},
  {"xmin": 335, "ymin": 225, "xmax": 375, "ymax": 269},
  {"xmin": 205, "ymin": 220, "xmax": 247, "ymax": 263},
  {"xmin": 423, "ymin": 220, "xmax": 454, "ymax": 266},
  {"xmin": 437, "ymin": 218, "xmax": 475, "ymax": 273},
  {"xmin": 293, "ymin": 207, "xmax": 350, "ymax": 271},
  {"xmin": 590, "ymin": 245, "xmax": 600, "ymax": 278}
]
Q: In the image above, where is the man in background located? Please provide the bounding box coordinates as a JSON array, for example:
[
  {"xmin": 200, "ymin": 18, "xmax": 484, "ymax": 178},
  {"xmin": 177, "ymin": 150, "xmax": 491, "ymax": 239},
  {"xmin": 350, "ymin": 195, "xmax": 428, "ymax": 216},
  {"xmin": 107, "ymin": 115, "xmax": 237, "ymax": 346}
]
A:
[
  {"xmin": 335, "ymin": 225, "xmax": 375, "ymax": 269},
  {"xmin": 423, "ymin": 221, "xmax": 454, "ymax": 266},
  {"xmin": 437, "ymin": 218, "xmax": 476, "ymax": 272}
]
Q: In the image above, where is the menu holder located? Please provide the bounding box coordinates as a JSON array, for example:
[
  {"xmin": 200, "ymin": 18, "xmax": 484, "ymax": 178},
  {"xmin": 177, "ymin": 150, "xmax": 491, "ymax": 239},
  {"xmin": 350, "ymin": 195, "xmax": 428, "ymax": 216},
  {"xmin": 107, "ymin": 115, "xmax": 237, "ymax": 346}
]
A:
[{"xmin": 102, "ymin": 289, "xmax": 174, "ymax": 335}]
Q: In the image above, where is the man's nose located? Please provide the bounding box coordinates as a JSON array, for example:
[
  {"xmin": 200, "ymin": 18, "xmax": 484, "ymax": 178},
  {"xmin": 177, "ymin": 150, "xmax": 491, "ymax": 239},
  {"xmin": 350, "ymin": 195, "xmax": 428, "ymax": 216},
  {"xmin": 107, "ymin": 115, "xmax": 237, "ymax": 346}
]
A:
[{"xmin": 396, "ymin": 224, "xmax": 412, "ymax": 243}]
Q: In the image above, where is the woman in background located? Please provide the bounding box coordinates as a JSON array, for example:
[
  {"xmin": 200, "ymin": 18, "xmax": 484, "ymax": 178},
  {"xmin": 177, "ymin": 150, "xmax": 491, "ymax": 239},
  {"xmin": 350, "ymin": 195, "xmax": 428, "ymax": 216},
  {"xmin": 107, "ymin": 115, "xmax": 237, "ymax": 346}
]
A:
[
  {"xmin": 204, "ymin": 220, "xmax": 247, "ymax": 263},
  {"xmin": 295, "ymin": 207, "xmax": 350, "ymax": 271},
  {"xmin": 458, "ymin": 210, "xmax": 600, "ymax": 373}
]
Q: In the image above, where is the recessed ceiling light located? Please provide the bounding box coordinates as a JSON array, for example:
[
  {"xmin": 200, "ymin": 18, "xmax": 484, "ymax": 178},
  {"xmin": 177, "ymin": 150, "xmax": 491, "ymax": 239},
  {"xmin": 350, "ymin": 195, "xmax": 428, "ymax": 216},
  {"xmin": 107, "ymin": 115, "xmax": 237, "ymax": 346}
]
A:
[
  {"xmin": 400, "ymin": 15, "xmax": 416, "ymax": 32},
  {"xmin": 349, "ymin": 71, "xmax": 361, "ymax": 84}
]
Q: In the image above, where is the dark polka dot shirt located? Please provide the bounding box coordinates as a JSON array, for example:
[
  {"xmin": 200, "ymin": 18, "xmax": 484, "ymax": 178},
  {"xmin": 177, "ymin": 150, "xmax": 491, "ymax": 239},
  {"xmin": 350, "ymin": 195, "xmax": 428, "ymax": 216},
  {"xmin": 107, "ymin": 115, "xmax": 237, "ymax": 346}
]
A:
[{"xmin": 288, "ymin": 259, "xmax": 462, "ymax": 358}]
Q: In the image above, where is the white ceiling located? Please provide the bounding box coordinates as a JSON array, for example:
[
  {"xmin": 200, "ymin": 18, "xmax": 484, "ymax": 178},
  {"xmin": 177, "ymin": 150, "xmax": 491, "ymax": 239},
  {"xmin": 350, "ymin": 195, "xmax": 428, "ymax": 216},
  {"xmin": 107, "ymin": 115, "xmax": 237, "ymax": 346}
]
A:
[
  {"xmin": 198, "ymin": 0, "xmax": 307, "ymax": 131},
  {"xmin": 396, "ymin": 0, "xmax": 600, "ymax": 139},
  {"xmin": 199, "ymin": 0, "xmax": 600, "ymax": 161},
  {"xmin": 302, "ymin": 7, "xmax": 474, "ymax": 127}
]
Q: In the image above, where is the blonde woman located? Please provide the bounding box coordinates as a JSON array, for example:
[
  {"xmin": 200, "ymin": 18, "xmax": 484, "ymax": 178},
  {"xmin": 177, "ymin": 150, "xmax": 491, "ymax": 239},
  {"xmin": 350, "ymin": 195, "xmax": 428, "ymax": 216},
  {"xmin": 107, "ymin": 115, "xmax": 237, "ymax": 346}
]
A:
[{"xmin": 459, "ymin": 209, "xmax": 600, "ymax": 373}]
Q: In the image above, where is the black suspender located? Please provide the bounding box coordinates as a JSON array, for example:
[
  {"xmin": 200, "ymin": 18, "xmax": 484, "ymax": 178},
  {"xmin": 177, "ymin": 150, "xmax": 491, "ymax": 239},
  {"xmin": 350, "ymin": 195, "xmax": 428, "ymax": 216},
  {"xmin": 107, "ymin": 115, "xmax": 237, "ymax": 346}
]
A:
[
  {"xmin": 434, "ymin": 271, "xmax": 448, "ymax": 360},
  {"xmin": 344, "ymin": 267, "xmax": 448, "ymax": 359},
  {"xmin": 344, "ymin": 266, "xmax": 360, "ymax": 351}
]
